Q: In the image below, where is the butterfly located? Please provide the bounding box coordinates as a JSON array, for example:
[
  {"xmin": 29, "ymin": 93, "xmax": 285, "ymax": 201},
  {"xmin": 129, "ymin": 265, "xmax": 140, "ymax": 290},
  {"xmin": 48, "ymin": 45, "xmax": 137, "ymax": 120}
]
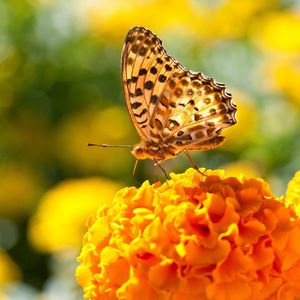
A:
[{"xmin": 121, "ymin": 26, "xmax": 237, "ymax": 165}]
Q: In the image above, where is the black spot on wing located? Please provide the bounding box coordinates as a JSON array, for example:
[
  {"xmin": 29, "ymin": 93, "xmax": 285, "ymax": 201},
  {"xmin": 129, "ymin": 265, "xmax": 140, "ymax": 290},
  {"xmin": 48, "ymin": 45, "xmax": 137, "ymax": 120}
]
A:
[
  {"xmin": 134, "ymin": 108, "xmax": 147, "ymax": 118},
  {"xmin": 137, "ymin": 119, "xmax": 148, "ymax": 125},
  {"xmin": 136, "ymin": 88, "xmax": 143, "ymax": 96},
  {"xmin": 150, "ymin": 67, "xmax": 157, "ymax": 74},
  {"xmin": 151, "ymin": 95, "xmax": 158, "ymax": 104},
  {"xmin": 158, "ymin": 74, "xmax": 167, "ymax": 83},
  {"xmin": 139, "ymin": 68, "xmax": 147, "ymax": 76},
  {"xmin": 145, "ymin": 81, "xmax": 154, "ymax": 90},
  {"xmin": 131, "ymin": 102, "xmax": 142, "ymax": 109}
]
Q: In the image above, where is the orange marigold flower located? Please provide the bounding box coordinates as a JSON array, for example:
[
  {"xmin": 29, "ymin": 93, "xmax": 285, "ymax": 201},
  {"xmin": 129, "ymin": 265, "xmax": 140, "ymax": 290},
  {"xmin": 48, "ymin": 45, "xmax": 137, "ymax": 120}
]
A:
[{"xmin": 76, "ymin": 169, "xmax": 300, "ymax": 300}]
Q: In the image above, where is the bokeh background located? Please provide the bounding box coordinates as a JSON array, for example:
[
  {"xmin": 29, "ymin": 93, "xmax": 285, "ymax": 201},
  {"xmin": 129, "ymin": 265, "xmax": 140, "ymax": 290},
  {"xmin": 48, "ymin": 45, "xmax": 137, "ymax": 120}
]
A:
[{"xmin": 1, "ymin": 0, "xmax": 300, "ymax": 299}]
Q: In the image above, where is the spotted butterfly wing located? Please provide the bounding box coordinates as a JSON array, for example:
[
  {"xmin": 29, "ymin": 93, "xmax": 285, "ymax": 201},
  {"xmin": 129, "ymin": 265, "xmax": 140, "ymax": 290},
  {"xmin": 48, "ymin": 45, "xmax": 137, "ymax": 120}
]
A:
[{"xmin": 122, "ymin": 26, "xmax": 237, "ymax": 162}]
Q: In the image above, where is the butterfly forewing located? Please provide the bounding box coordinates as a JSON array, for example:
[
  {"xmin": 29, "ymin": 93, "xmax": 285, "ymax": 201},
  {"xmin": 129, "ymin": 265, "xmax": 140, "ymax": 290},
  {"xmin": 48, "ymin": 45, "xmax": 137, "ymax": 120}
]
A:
[
  {"xmin": 122, "ymin": 26, "xmax": 237, "ymax": 160},
  {"xmin": 122, "ymin": 27, "xmax": 185, "ymax": 142}
]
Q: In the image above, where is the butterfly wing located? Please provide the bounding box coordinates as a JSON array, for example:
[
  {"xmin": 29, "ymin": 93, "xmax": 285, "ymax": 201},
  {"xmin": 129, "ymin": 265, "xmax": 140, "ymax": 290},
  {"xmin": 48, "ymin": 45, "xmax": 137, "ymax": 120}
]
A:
[
  {"xmin": 121, "ymin": 26, "xmax": 186, "ymax": 141},
  {"xmin": 160, "ymin": 72, "xmax": 237, "ymax": 154},
  {"xmin": 122, "ymin": 26, "xmax": 236, "ymax": 155}
]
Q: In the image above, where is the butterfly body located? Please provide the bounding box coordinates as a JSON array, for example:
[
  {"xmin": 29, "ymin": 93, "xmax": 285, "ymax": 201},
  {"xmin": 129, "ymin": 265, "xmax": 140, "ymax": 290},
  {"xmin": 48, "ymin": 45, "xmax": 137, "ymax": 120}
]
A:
[
  {"xmin": 122, "ymin": 26, "xmax": 237, "ymax": 162},
  {"xmin": 132, "ymin": 142, "xmax": 177, "ymax": 161}
]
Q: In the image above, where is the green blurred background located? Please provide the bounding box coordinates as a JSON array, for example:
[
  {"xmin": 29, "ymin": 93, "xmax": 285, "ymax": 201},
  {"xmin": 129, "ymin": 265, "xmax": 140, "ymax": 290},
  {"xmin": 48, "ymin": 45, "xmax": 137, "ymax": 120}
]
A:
[{"xmin": 1, "ymin": 0, "xmax": 300, "ymax": 299}]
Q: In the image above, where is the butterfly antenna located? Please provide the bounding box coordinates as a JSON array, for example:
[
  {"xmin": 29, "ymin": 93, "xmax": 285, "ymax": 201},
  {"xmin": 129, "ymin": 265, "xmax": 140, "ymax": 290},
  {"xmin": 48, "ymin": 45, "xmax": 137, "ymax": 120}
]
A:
[
  {"xmin": 88, "ymin": 143, "xmax": 133, "ymax": 149},
  {"xmin": 132, "ymin": 159, "xmax": 139, "ymax": 176},
  {"xmin": 183, "ymin": 149, "xmax": 206, "ymax": 176}
]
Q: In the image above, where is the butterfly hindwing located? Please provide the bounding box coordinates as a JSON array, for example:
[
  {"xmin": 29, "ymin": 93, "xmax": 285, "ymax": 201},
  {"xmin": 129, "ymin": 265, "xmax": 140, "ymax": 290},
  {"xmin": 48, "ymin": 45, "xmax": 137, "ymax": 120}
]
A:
[{"xmin": 161, "ymin": 72, "xmax": 236, "ymax": 152}]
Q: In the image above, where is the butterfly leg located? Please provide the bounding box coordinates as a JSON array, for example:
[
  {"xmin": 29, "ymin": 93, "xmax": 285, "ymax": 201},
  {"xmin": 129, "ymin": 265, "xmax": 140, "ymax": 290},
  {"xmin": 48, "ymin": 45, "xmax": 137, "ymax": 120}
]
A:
[
  {"xmin": 132, "ymin": 159, "xmax": 139, "ymax": 176},
  {"xmin": 183, "ymin": 149, "xmax": 206, "ymax": 176},
  {"xmin": 154, "ymin": 159, "xmax": 170, "ymax": 180},
  {"xmin": 153, "ymin": 167, "xmax": 160, "ymax": 183}
]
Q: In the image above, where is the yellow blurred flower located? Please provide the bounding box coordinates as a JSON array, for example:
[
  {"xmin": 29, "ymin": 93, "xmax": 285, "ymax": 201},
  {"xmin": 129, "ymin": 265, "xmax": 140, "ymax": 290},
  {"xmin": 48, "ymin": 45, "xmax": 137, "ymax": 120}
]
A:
[
  {"xmin": 220, "ymin": 160, "xmax": 261, "ymax": 178},
  {"xmin": 84, "ymin": 0, "xmax": 276, "ymax": 43},
  {"xmin": 28, "ymin": 177, "xmax": 122, "ymax": 253},
  {"xmin": 254, "ymin": 11, "xmax": 300, "ymax": 107},
  {"xmin": 76, "ymin": 168, "xmax": 300, "ymax": 300},
  {"xmin": 266, "ymin": 58, "xmax": 300, "ymax": 107},
  {"xmin": 285, "ymin": 171, "xmax": 300, "ymax": 217},
  {"xmin": 252, "ymin": 11, "xmax": 300, "ymax": 53},
  {"xmin": 223, "ymin": 92, "xmax": 259, "ymax": 149},
  {"xmin": 85, "ymin": 0, "xmax": 197, "ymax": 42},
  {"xmin": 0, "ymin": 249, "xmax": 21, "ymax": 286},
  {"xmin": 194, "ymin": 0, "xmax": 277, "ymax": 40},
  {"xmin": 54, "ymin": 106, "xmax": 136, "ymax": 176},
  {"xmin": 0, "ymin": 163, "xmax": 44, "ymax": 218}
]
